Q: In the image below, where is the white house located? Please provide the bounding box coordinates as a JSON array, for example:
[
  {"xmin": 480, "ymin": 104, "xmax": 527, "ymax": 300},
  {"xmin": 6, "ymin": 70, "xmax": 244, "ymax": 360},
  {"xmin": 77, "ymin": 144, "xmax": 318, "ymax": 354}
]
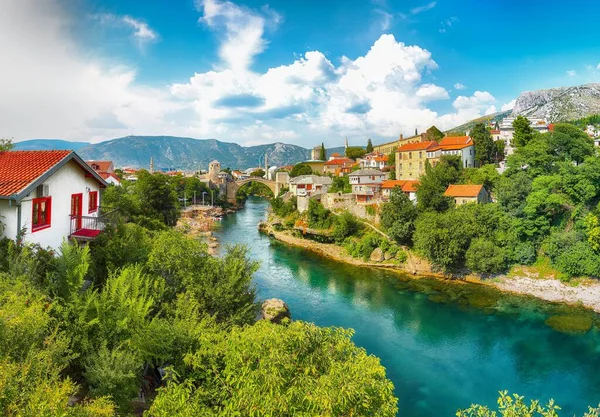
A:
[
  {"xmin": 288, "ymin": 175, "xmax": 332, "ymax": 197},
  {"xmin": 380, "ymin": 180, "xmax": 419, "ymax": 203},
  {"xmin": 0, "ymin": 150, "xmax": 108, "ymax": 250},
  {"xmin": 499, "ymin": 117, "xmax": 548, "ymax": 156},
  {"xmin": 349, "ymin": 169, "xmax": 386, "ymax": 203},
  {"xmin": 359, "ymin": 153, "xmax": 388, "ymax": 170},
  {"xmin": 437, "ymin": 136, "xmax": 475, "ymax": 169}
]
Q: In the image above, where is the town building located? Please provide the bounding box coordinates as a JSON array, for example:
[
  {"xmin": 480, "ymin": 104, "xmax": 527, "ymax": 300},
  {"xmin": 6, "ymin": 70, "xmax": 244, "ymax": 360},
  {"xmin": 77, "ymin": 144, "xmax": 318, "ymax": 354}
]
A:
[
  {"xmin": 395, "ymin": 141, "xmax": 439, "ymax": 180},
  {"xmin": 437, "ymin": 136, "xmax": 475, "ymax": 169},
  {"xmin": 499, "ymin": 117, "xmax": 549, "ymax": 156},
  {"xmin": 349, "ymin": 169, "xmax": 386, "ymax": 203},
  {"xmin": 380, "ymin": 180, "xmax": 419, "ymax": 203},
  {"xmin": 359, "ymin": 153, "xmax": 388, "ymax": 170},
  {"xmin": 288, "ymin": 175, "xmax": 333, "ymax": 197},
  {"xmin": 324, "ymin": 156, "xmax": 355, "ymax": 176},
  {"xmin": 443, "ymin": 184, "xmax": 491, "ymax": 205},
  {"xmin": 0, "ymin": 150, "xmax": 108, "ymax": 250},
  {"xmin": 302, "ymin": 160, "xmax": 326, "ymax": 174}
]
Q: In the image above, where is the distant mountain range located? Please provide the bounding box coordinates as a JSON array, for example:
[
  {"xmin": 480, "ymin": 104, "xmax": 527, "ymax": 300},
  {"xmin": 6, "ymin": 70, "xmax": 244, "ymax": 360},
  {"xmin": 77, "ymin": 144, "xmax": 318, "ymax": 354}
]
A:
[
  {"xmin": 12, "ymin": 136, "xmax": 348, "ymax": 170},
  {"xmin": 13, "ymin": 139, "xmax": 90, "ymax": 151},
  {"xmin": 448, "ymin": 110, "xmax": 512, "ymax": 134}
]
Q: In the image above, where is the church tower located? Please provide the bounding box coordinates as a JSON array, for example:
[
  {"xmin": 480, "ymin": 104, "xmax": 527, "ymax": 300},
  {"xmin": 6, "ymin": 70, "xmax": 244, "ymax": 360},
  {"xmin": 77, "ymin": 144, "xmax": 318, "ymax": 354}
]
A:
[{"xmin": 150, "ymin": 157, "xmax": 154, "ymax": 174}]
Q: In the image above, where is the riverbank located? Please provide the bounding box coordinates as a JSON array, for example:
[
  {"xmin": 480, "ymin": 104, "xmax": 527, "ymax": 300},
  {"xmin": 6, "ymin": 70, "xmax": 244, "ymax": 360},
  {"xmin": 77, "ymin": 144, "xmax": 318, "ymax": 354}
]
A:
[{"xmin": 260, "ymin": 220, "xmax": 600, "ymax": 314}]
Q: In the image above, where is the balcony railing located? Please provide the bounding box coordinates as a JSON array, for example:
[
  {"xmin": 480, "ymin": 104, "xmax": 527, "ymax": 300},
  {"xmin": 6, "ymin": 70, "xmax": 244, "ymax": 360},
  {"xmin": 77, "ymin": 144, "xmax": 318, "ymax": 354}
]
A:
[{"xmin": 69, "ymin": 207, "xmax": 118, "ymax": 240}]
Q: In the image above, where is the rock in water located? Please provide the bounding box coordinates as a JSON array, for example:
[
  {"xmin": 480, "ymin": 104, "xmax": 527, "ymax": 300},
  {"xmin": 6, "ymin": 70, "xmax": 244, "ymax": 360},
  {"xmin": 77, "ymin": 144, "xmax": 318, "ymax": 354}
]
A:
[
  {"xmin": 261, "ymin": 299, "xmax": 291, "ymax": 324},
  {"xmin": 370, "ymin": 247, "xmax": 384, "ymax": 262}
]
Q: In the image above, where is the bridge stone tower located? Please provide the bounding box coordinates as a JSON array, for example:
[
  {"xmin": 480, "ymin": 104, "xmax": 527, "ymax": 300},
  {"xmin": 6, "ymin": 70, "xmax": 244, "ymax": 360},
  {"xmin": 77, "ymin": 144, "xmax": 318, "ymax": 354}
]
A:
[{"xmin": 208, "ymin": 160, "xmax": 221, "ymax": 182}]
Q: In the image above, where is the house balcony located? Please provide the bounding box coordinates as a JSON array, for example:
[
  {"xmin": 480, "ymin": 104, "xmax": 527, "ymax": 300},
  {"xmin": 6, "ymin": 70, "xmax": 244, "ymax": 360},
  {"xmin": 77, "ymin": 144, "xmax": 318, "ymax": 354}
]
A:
[{"xmin": 69, "ymin": 207, "xmax": 118, "ymax": 241}]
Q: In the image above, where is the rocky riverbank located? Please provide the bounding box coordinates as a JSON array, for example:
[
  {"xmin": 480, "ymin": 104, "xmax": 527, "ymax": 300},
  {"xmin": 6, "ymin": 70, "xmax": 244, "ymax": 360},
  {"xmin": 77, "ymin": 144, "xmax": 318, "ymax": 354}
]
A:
[{"xmin": 259, "ymin": 220, "xmax": 600, "ymax": 314}]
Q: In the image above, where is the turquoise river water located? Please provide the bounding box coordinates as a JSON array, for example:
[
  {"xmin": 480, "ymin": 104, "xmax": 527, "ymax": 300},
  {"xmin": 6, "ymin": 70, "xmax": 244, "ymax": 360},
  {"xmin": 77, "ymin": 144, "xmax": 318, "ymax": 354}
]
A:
[{"xmin": 215, "ymin": 197, "xmax": 600, "ymax": 416}]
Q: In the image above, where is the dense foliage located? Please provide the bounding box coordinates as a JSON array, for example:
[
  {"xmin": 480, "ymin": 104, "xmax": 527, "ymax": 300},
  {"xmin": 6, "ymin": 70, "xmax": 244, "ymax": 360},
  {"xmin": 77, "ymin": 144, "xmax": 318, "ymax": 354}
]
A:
[
  {"xmin": 289, "ymin": 163, "xmax": 313, "ymax": 177},
  {"xmin": 346, "ymin": 146, "xmax": 367, "ymax": 160}
]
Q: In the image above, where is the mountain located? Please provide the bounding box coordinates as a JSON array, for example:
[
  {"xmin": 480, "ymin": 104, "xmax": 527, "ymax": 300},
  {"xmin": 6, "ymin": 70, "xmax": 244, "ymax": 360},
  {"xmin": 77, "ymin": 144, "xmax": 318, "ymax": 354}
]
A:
[
  {"xmin": 13, "ymin": 139, "xmax": 90, "ymax": 151},
  {"xmin": 448, "ymin": 110, "xmax": 511, "ymax": 134},
  {"xmin": 76, "ymin": 136, "xmax": 313, "ymax": 170},
  {"xmin": 512, "ymin": 83, "xmax": 600, "ymax": 121}
]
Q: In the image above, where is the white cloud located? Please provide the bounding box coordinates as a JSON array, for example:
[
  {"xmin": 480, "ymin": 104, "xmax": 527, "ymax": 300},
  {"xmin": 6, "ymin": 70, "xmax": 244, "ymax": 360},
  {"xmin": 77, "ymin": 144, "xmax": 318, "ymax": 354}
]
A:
[
  {"xmin": 501, "ymin": 99, "xmax": 516, "ymax": 111},
  {"xmin": 375, "ymin": 9, "xmax": 393, "ymax": 31},
  {"xmin": 415, "ymin": 84, "xmax": 449, "ymax": 101},
  {"xmin": 94, "ymin": 14, "xmax": 158, "ymax": 46},
  {"xmin": 2, "ymin": 0, "xmax": 500, "ymax": 147},
  {"xmin": 197, "ymin": 0, "xmax": 278, "ymax": 73},
  {"xmin": 566, "ymin": 70, "xmax": 577, "ymax": 77},
  {"xmin": 485, "ymin": 105, "xmax": 497, "ymax": 115},
  {"xmin": 597, "ymin": 63, "xmax": 600, "ymax": 70},
  {"xmin": 411, "ymin": 1, "xmax": 436, "ymax": 15},
  {"xmin": 122, "ymin": 16, "xmax": 157, "ymax": 42},
  {"xmin": 454, "ymin": 82, "xmax": 466, "ymax": 90}
]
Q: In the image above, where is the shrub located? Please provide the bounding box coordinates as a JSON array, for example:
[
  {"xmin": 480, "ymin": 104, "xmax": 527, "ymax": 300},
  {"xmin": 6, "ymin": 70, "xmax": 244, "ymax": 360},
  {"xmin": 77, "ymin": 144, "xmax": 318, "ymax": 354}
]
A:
[
  {"xmin": 554, "ymin": 241, "xmax": 600, "ymax": 278},
  {"xmin": 307, "ymin": 199, "xmax": 333, "ymax": 229},
  {"xmin": 332, "ymin": 212, "xmax": 360, "ymax": 243}
]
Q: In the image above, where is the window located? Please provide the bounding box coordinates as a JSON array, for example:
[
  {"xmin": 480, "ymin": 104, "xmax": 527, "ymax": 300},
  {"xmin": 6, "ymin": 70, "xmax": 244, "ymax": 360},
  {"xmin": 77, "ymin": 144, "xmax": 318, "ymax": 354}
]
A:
[
  {"xmin": 32, "ymin": 197, "xmax": 52, "ymax": 231},
  {"xmin": 88, "ymin": 191, "xmax": 98, "ymax": 213}
]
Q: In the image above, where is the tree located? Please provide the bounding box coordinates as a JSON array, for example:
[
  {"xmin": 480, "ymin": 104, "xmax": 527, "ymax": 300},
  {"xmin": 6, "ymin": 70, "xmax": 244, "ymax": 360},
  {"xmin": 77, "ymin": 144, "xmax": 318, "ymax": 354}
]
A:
[
  {"xmin": 307, "ymin": 199, "xmax": 332, "ymax": 229},
  {"xmin": 456, "ymin": 391, "xmax": 600, "ymax": 417},
  {"xmin": 366, "ymin": 138, "xmax": 373, "ymax": 153},
  {"xmin": 320, "ymin": 142, "xmax": 326, "ymax": 161},
  {"xmin": 465, "ymin": 238, "xmax": 506, "ymax": 274},
  {"xmin": 289, "ymin": 163, "xmax": 313, "ymax": 177},
  {"xmin": 471, "ymin": 123, "xmax": 495, "ymax": 166},
  {"xmin": 332, "ymin": 211, "xmax": 361, "ymax": 243},
  {"xmin": 250, "ymin": 168, "xmax": 265, "ymax": 177},
  {"xmin": 512, "ymin": 115, "xmax": 535, "ymax": 148},
  {"xmin": 494, "ymin": 139, "xmax": 506, "ymax": 162},
  {"xmin": 135, "ymin": 171, "xmax": 180, "ymax": 226},
  {"xmin": 330, "ymin": 175, "xmax": 351, "ymax": 193},
  {"xmin": 346, "ymin": 146, "xmax": 367, "ymax": 160},
  {"xmin": 462, "ymin": 164, "xmax": 501, "ymax": 191},
  {"xmin": 0, "ymin": 138, "xmax": 14, "ymax": 151},
  {"xmin": 387, "ymin": 151, "xmax": 396, "ymax": 166},
  {"xmin": 147, "ymin": 321, "xmax": 398, "ymax": 417},
  {"xmin": 416, "ymin": 155, "xmax": 462, "ymax": 212},
  {"xmin": 380, "ymin": 188, "xmax": 418, "ymax": 245},
  {"xmin": 548, "ymin": 123, "xmax": 594, "ymax": 164}
]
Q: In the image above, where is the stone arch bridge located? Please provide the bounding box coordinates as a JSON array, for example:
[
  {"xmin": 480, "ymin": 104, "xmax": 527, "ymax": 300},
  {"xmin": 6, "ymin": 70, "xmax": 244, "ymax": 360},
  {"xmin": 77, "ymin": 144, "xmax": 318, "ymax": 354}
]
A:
[{"xmin": 225, "ymin": 175, "xmax": 288, "ymax": 204}]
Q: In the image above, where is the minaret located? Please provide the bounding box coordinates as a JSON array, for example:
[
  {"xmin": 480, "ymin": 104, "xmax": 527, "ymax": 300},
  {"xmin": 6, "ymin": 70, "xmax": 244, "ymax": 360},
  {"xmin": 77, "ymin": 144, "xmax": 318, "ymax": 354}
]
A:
[
  {"xmin": 150, "ymin": 157, "xmax": 154, "ymax": 174},
  {"xmin": 345, "ymin": 136, "xmax": 349, "ymax": 150},
  {"xmin": 264, "ymin": 153, "xmax": 268, "ymax": 178}
]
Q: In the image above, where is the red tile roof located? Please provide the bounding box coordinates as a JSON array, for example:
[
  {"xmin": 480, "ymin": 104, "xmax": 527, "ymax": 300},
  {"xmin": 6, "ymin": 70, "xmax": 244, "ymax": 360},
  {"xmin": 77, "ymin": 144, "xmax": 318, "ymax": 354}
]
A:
[
  {"xmin": 0, "ymin": 150, "xmax": 71, "ymax": 197},
  {"xmin": 397, "ymin": 141, "xmax": 438, "ymax": 152},
  {"xmin": 444, "ymin": 184, "xmax": 483, "ymax": 197},
  {"xmin": 381, "ymin": 180, "xmax": 405, "ymax": 189},
  {"xmin": 381, "ymin": 179, "xmax": 420, "ymax": 192},
  {"xmin": 99, "ymin": 172, "xmax": 121, "ymax": 182},
  {"xmin": 330, "ymin": 152, "xmax": 342, "ymax": 157},
  {"xmin": 86, "ymin": 160, "xmax": 113, "ymax": 172},
  {"xmin": 325, "ymin": 157, "xmax": 354, "ymax": 166},
  {"xmin": 402, "ymin": 180, "xmax": 419, "ymax": 192},
  {"xmin": 439, "ymin": 136, "xmax": 472, "ymax": 150}
]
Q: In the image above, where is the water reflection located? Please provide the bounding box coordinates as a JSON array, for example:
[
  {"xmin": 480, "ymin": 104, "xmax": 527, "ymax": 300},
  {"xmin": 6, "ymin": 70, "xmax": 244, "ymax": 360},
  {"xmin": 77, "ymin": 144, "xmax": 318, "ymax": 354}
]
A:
[{"xmin": 216, "ymin": 198, "xmax": 600, "ymax": 416}]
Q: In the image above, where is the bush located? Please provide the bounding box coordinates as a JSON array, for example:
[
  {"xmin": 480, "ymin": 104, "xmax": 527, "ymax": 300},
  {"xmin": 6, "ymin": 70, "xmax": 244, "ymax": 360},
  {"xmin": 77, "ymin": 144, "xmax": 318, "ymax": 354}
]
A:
[
  {"xmin": 465, "ymin": 238, "xmax": 506, "ymax": 274},
  {"xmin": 345, "ymin": 232, "xmax": 384, "ymax": 260},
  {"xmin": 554, "ymin": 241, "xmax": 600, "ymax": 278},
  {"xmin": 307, "ymin": 199, "xmax": 333, "ymax": 229},
  {"xmin": 511, "ymin": 242, "xmax": 537, "ymax": 265},
  {"xmin": 332, "ymin": 212, "xmax": 361, "ymax": 243}
]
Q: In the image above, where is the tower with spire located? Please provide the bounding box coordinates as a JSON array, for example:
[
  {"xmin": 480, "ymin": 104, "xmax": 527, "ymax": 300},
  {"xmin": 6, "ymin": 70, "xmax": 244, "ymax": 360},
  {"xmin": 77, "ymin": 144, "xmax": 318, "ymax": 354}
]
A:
[
  {"xmin": 345, "ymin": 136, "xmax": 349, "ymax": 150},
  {"xmin": 149, "ymin": 157, "xmax": 154, "ymax": 174}
]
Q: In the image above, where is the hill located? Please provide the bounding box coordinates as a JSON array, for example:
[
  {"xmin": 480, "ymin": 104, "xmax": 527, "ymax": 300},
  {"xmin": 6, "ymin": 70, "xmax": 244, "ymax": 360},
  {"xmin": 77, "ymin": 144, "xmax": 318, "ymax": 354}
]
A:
[
  {"xmin": 13, "ymin": 139, "xmax": 90, "ymax": 151},
  {"xmin": 76, "ymin": 136, "xmax": 313, "ymax": 170},
  {"xmin": 512, "ymin": 83, "xmax": 600, "ymax": 121},
  {"xmin": 448, "ymin": 110, "xmax": 511, "ymax": 134}
]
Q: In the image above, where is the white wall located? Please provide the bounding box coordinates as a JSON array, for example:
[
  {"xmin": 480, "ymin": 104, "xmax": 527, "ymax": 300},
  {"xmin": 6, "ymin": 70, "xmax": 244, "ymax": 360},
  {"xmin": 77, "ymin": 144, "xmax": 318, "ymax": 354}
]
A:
[
  {"xmin": 13, "ymin": 160, "xmax": 103, "ymax": 250},
  {"xmin": 0, "ymin": 200, "xmax": 18, "ymax": 241}
]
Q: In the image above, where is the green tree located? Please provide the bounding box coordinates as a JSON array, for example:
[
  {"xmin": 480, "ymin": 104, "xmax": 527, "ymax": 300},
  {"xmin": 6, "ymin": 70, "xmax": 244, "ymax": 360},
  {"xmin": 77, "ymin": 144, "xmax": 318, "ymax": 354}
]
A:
[
  {"xmin": 332, "ymin": 211, "xmax": 361, "ymax": 243},
  {"xmin": 494, "ymin": 139, "xmax": 506, "ymax": 162},
  {"xmin": 465, "ymin": 238, "xmax": 506, "ymax": 274},
  {"xmin": 512, "ymin": 116, "xmax": 535, "ymax": 148},
  {"xmin": 380, "ymin": 188, "xmax": 418, "ymax": 245},
  {"xmin": 307, "ymin": 199, "xmax": 333, "ymax": 229},
  {"xmin": 387, "ymin": 151, "xmax": 396, "ymax": 166},
  {"xmin": 462, "ymin": 164, "xmax": 501, "ymax": 191},
  {"xmin": 471, "ymin": 123, "xmax": 495, "ymax": 166},
  {"xmin": 0, "ymin": 138, "xmax": 14, "ymax": 151},
  {"xmin": 496, "ymin": 171, "xmax": 532, "ymax": 216},
  {"xmin": 416, "ymin": 155, "xmax": 462, "ymax": 212},
  {"xmin": 135, "ymin": 171, "xmax": 180, "ymax": 227},
  {"xmin": 330, "ymin": 175, "xmax": 351, "ymax": 193},
  {"xmin": 290, "ymin": 163, "xmax": 313, "ymax": 177},
  {"xmin": 147, "ymin": 321, "xmax": 398, "ymax": 417},
  {"xmin": 250, "ymin": 168, "xmax": 265, "ymax": 177},
  {"xmin": 366, "ymin": 138, "xmax": 373, "ymax": 153},
  {"xmin": 346, "ymin": 146, "xmax": 367, "ymax": 160},
  {"xmin": 548, "ymin": 123, "xmax": 594, "ymax": 164},
  {"xmin": 320, "ymin": 142, "xmax": 326, "ymax": 161}
]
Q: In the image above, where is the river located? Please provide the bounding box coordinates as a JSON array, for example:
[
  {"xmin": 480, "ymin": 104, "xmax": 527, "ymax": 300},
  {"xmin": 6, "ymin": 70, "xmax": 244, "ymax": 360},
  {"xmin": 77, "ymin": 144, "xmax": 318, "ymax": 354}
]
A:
[{"xmin": 215, "ymin": 197, "xmax": 600, "ymax": 416}]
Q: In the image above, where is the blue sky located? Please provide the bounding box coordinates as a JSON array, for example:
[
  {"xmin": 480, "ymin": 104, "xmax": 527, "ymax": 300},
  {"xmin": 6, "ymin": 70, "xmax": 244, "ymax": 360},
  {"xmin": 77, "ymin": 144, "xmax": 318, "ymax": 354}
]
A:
[{"xmin": 2, "ymin": 0, "xmax": 600, "ymax": 147}]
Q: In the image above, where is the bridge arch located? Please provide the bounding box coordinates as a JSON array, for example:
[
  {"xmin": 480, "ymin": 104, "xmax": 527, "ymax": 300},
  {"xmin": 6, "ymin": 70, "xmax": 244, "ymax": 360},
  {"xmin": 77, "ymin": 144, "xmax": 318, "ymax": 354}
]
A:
[{"xmin": 226, "ymin": 178, "xmax": 277, "ymax": 203}]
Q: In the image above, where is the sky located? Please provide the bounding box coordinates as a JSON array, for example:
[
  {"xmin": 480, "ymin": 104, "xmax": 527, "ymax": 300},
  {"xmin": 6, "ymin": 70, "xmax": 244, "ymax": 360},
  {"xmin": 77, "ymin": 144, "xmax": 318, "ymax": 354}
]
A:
[{"xmin": 2, "ymin": 0, "xmax": 600, "ymax": 148}]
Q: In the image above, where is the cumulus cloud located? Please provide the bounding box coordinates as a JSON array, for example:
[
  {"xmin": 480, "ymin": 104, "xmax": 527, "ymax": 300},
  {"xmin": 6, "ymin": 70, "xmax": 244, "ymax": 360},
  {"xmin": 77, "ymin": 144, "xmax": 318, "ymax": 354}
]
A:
[
  {"xmin": 2, "ymin": 0, "xmax": 501, "ymax": 146},
  {"xmin": 454, "ymin": 82, "xmax": 466, "ymax": 90},
  {"xmin": 566, "ymin": 69, "xmax": 577, "ymax": 77},
  {"xmin": 501, "ymin": 99, "xmax": 516, "ymax": 111}
]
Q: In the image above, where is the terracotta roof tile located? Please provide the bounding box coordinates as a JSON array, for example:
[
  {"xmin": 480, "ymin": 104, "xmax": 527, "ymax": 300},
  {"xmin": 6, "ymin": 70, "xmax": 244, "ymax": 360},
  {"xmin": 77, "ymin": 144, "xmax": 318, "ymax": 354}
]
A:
[
  {"xmin": 86, "ymin": 160, "xmax": 113, "ymax": 172},
  {"xmin": 325, "ymin": 157, "xmax": 353, "ymax": 166},
  {"xmin": 0, "ymin": 150, "xmax": 71, "ymax": 197},
  {"xmin": 397, "ymin": 141, "xmax": 438, "ymax": 152},
  {"xmin": 381, "ymin": 180, "xmax": 406, "ymax": 189},
  {"xmin": 402, "ymin": 180, "xmax": 419, "ymax": 192},
  {"xmin": 443, "ymin": 184, "xmax": 483, "ymax": 197},
  {"xmin": 439, "ymin": 136, "xmax": 472, "ymax": 150}
]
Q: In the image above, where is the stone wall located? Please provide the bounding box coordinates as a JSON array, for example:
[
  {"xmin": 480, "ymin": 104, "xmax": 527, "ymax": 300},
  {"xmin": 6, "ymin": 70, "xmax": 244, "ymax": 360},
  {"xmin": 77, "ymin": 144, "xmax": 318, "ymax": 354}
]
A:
[{"xmin": 321, "ymin": 193, "xmax": 379, "ymax": 222}]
